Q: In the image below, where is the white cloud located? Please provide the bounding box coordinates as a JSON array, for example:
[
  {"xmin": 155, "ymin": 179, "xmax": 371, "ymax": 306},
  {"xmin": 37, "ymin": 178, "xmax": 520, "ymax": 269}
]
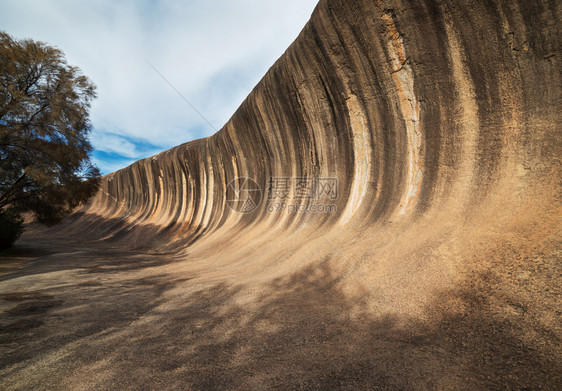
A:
[
  {"xmin": 0, "ymin": 0, "xmax": 318, "ymax": 173},
  {"xmin": 91, "ymin": 156, "xmax": 137, "ymax": 177},
  {"xmin": 89, "ymin": 133, "xmax": 138, "ymax": 159}
]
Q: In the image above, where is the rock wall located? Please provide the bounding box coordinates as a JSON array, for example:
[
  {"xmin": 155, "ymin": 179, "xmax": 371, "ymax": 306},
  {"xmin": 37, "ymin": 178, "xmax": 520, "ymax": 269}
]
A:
[{"xmin": 75, "ymin": 0, "xmax": 559, "ymax": 249}]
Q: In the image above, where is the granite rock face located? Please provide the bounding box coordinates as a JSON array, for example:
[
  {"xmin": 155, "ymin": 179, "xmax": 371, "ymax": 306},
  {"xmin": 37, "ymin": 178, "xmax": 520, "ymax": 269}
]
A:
[
  {"xmin": 54, "ymin": 0, "xmax": 559, "ymax": 386},
  {"xmin": 80, "ymin": 0, "xmax": 559, "ymax": 244}
]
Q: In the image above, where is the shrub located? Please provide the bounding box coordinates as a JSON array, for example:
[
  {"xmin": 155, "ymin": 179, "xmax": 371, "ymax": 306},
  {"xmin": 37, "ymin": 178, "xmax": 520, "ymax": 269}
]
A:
[{"xmin": 0, "ymin": 209, "xmax": 24, "ymax": 249}]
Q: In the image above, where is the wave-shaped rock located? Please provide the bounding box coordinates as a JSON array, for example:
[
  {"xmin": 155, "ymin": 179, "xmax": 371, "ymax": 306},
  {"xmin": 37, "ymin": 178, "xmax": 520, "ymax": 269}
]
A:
[
  {"xmin": 74, "ymin": 0, "xmax": 559, "ymax": 248},
  {"xmin": 12, "ymin": 0, "xmax": 561, "ymax": 388}
]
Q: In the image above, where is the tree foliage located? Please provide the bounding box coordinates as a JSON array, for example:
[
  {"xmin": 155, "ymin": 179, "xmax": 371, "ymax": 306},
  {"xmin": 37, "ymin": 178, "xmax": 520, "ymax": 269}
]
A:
[{"xmin": 0, "ymin": 32, "xmax": 100, "ymax": 245}]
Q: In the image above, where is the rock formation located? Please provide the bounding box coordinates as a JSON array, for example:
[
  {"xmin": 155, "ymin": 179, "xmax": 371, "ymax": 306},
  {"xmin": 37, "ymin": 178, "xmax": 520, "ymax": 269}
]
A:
[
  {"xmin": 78, "ymin": 0, "xmax": 559, "ymax": 247},
  {"xmin": 12, "ymin": 0, "xmax": 561, "ymax": 388}
]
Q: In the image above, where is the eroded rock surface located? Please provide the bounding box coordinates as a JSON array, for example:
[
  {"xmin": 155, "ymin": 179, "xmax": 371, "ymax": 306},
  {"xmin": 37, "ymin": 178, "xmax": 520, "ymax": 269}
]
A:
[{"xmin": 1, "ymin": 0, "xmax": 560, "ymax": 389}]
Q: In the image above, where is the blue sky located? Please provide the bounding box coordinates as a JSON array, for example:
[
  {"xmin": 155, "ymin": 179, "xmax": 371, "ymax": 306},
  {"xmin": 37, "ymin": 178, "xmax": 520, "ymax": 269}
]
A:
[{"xmin": 0, "ymin": 0, "xmax": 318, "ymax": 174}]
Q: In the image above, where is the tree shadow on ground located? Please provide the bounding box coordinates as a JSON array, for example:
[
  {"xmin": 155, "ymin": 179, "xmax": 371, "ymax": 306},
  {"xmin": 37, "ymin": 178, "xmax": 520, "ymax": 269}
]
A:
[
  {"xmin": 0, "ymin": 225, "xmax": 180, "ymax": 285},
  {"xmin": 1, "ymin": 256, "xmax": 558, "ymax": 390}
]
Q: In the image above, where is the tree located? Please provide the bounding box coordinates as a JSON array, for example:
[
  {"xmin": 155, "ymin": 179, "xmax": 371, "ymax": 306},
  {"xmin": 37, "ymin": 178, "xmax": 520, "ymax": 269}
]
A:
[{"xmin": 0, "ymin": 32, "xmax": 100, "ymax": 248}]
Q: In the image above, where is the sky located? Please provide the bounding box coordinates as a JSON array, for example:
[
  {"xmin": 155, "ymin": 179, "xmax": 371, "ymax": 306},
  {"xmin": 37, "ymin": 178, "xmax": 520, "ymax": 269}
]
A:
[{"xmin": 0, "ymin": 0, "xmax": 319, "ymax": 174}]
